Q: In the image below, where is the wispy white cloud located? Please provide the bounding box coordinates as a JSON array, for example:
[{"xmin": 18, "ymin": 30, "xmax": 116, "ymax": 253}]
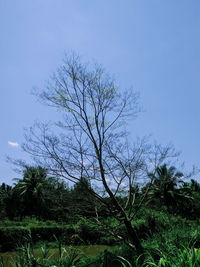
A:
[{"xmin": 8, "ymin": 141, "xmax": 20, "ymax": 148}]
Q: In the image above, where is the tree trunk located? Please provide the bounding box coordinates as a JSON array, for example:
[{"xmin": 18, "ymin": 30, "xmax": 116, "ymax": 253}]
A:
[{"xmin": 123, "ymin": 218, "xmax": 143, "ymax": 252}]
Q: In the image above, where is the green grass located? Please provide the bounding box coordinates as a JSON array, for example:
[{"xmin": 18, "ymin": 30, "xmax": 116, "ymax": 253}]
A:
[
  {"xmin": 1, "ymin": 244, "xmax": 200, "ymax": 267},
  {"xmin": 0, "ymin": 218, "xmax": 72, "ymax": 229},
  {"xmin": 0, "ymin": 208, "xmax": 200, "ymax": 265}
]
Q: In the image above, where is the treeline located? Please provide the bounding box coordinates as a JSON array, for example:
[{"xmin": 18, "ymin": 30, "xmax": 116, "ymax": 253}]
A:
[
  {"xmin": 0, "ymin": 166, "xmax": 97, "ymax": 221},
  {"xmin": 1, "ymin": 164, "xmax": 200, "ymax": 222}
]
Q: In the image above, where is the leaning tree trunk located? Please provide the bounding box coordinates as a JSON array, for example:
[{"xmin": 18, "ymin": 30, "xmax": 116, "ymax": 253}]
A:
[
  {"xmin": 97, "ymin": 156, "xmax": 144, "ymax": 252},
  {"xmin": 123, "ymin": 217, "xmax": 143, "ymax": 252}
]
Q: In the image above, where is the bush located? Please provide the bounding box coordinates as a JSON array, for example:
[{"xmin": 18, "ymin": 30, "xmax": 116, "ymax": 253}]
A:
[
  {"xmin": 0, "ymin": 217, "xmax": 118, "ymax": 252},
  {"xmin": 0, "ymin": 226, "xmax": 75, "ymax": 252},
  {"xmin": 0, "ymin": 228, "xmax": 31, "ymax": 252}
]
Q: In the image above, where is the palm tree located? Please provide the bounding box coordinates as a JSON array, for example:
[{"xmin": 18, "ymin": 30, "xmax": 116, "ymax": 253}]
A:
[
  {"xmin": 15, "ymin": 166, "xmax": 48, "ymax": 218},
  {"xmin": 147, "ymin": 164, "xmax": 184, "ymax": 209}
]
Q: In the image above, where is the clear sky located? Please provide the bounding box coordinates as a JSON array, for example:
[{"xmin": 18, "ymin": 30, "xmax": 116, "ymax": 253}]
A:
[{"xmin": 1, "ymin": 0, "xmax": 200, "ymax": 184}]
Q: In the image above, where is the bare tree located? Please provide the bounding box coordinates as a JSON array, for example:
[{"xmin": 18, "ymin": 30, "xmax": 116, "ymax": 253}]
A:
[{"xmin": 21, "ymin": 55, "xmax": 176, "ymax": 251}]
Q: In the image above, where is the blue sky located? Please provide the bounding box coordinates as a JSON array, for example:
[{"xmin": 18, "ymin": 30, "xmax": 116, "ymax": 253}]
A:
[{"xmin": 1, "ymin": 0, "xmax": 200, "ymax": 184}]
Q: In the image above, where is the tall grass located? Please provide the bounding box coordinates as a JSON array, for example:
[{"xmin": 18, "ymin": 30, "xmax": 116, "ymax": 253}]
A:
[
  {"xmin": 137, "ymin": 247, "xmax": 200, "ymax": 267},
  {"xmin": 0, "ymin": 243, "xmax": 82, "ymax": 267},
  {"xmin": 1, "ymin": 245, "xmax": 199, "ymax": 267}
]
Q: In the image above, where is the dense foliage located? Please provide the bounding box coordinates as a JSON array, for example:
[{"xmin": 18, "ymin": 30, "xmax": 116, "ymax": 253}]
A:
[
  {"xmin": 1, "ymin": 165, "xmax": 200, "ymax": 222},
  {"xmin": 0, "ymin": 165, "xmax": 200, "ymax": 266},
  {"xmin": 0, "ymin": 166, "xmax": 99, "ymax": 221}
]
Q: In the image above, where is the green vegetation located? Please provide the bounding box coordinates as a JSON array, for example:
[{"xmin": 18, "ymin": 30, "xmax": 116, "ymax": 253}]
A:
[{"xmin": 1, "ymin": 165, "xmax": 200, "ymax": 266}]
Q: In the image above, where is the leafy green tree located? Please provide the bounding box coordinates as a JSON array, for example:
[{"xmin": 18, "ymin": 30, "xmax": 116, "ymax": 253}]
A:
[
  {"xmin": 0, "ymin": 183, "xmax": 12, "ymax": 219},
  {"xmin": 70, "ymin": 177, "xmax": 97, "ymax": 217},
  {"xmin": 190, "ymin": 179, "xmax": 200, "ymax": 192},
  {"xmin": 178, "ymin": 178, "xmax": 200, "ymax": 219},
  {"xmin": 44, "ymin": 176, "xmax": 71, "ymax": 220}
]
